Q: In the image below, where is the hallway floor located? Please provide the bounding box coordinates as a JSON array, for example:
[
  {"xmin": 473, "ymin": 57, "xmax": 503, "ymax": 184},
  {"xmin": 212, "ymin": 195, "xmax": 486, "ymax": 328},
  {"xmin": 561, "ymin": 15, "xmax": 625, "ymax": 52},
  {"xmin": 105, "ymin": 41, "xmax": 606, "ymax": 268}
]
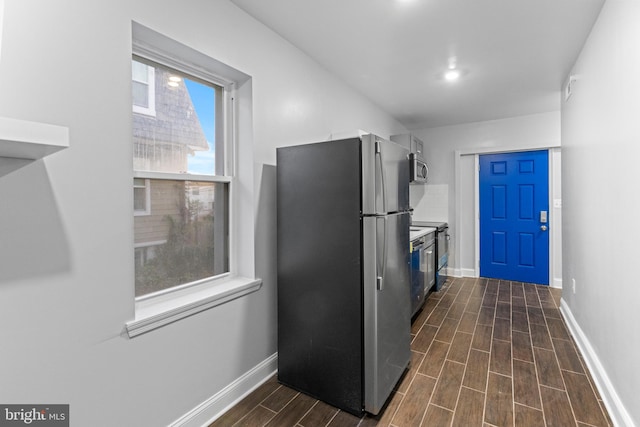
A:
[{"xmin": 210, "ymin": 277, "xmax": 612, "ymax": 427}]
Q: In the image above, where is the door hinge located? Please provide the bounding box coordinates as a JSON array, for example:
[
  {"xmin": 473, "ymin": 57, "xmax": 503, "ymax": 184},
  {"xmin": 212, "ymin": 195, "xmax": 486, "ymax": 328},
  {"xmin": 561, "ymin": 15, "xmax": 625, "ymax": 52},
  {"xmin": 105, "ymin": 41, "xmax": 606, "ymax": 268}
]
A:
[{"xmin": 375, "ymin": 140, "xmax": 381, "ymax": 154}]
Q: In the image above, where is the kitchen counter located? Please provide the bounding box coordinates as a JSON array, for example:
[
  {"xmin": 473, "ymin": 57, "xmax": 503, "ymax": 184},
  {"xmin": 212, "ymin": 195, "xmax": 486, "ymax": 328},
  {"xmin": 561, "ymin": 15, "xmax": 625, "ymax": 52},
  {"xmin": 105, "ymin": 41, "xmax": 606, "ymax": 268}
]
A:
[{"xmin": 410, "ymin": 226, "xmax": 436, "ymax": 241}]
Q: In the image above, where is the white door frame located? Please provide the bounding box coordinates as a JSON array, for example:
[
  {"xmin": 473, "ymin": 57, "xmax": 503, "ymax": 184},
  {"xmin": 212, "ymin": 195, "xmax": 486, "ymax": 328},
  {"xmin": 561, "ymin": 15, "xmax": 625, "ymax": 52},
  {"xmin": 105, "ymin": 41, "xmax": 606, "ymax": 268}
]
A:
[{"xmin": 453, "ymin": 146, "xmax": 562, "ymax": 288}]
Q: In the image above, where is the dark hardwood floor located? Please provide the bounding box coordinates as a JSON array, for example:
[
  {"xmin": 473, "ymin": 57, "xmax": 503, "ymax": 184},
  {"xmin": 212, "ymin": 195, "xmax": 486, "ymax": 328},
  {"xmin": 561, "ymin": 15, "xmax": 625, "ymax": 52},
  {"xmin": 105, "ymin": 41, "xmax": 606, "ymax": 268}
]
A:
[{"xmin": 210, "ymin": 277, "xmax": 612, "ymax": 427}]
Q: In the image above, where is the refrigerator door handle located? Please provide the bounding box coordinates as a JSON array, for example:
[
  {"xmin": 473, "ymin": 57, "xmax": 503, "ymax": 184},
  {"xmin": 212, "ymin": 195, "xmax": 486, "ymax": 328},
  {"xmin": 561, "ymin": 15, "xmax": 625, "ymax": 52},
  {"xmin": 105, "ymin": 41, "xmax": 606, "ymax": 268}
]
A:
[
  {"xmin": 375, "ymin": 140, "xmax": 387, "ymax": 214},
  {"xmin": 376, "ymin": 216, "xmax": 387, "ymax": 291}
]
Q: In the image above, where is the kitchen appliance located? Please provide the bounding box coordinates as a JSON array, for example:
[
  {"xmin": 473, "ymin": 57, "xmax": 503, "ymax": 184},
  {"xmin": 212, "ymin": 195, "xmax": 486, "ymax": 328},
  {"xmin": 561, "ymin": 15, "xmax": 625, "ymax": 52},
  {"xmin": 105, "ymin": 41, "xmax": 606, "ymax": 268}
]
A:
[
  {"xmin": 277, "ymin": 134, "xmax": 411, "ymax": 416},
  {"xmin": 410, "ymin": 152, "xmax": 429, "ymax": 183},
  {"xmin": 391, "ymin": 134, "xmax": 428, "ymax": 184},
  {"xmin": 414, "ymin": 221, "xmax": 449, "ymax": 291},
  {"xmin": 410, "ymin": 228, "xmax": 436, "ymax": 316}
]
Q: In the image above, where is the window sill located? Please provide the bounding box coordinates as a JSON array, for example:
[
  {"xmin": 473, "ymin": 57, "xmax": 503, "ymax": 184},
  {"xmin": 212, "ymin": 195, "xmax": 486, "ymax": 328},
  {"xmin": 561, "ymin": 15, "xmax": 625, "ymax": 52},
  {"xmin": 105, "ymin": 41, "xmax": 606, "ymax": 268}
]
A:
[{"xmin": 125, "ymin": 276, "xmax": 262, "ymax": 338}]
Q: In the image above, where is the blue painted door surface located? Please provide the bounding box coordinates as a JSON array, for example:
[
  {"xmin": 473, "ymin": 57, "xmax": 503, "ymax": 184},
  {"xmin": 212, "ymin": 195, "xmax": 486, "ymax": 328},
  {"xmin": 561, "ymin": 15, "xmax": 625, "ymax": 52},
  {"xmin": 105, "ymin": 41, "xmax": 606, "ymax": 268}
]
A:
[{"xmin": 480, "ymin": 150, "xmax": 549, "ymax": 285}]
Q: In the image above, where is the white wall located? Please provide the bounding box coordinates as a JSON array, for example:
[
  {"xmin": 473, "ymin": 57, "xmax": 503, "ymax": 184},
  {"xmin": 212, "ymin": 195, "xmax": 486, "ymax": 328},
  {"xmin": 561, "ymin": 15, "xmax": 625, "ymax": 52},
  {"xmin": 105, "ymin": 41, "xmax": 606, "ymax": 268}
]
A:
[
  {"xmin": 561, "ymin": 0, "xmax": 640, "ymax": 425},
  {"xmin": 0, "ymin": 1, "xmax": 406, "ymax": 425},
  {"xmin": 410, "ymin": 112, "xmax": 562, "ymax": 284}
]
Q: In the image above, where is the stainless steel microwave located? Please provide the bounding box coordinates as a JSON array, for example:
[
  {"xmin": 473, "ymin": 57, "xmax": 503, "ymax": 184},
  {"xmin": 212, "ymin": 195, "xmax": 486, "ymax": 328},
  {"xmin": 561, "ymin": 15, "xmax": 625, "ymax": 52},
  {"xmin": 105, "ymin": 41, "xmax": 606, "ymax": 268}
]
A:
[{"xmin": 410, "ymin": 153, "xmax": 428, "ymax": 183}]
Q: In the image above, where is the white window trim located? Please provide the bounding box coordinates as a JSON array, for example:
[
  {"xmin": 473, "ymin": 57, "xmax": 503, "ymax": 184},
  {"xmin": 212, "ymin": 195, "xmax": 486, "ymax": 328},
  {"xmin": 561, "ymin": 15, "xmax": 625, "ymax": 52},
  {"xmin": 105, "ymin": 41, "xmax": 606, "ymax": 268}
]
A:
[
  {"xmin": 132, "ymin": 64, "xmax": 156, "ymax": 116},
  {"xmin": 133, "ymin": 177, "xmax": 151, "ymax": 216},
  {"xmin": 126, "ymin": 22, "xmax": 259, "ymax": 338}
]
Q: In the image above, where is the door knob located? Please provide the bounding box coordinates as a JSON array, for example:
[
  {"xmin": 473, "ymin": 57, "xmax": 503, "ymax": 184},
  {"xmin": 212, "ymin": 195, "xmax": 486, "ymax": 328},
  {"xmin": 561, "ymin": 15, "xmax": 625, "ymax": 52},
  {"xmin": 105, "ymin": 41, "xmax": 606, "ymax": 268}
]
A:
[{"xmin": 541, "ymin": 225, "xmax": 548, "ymax": 231}]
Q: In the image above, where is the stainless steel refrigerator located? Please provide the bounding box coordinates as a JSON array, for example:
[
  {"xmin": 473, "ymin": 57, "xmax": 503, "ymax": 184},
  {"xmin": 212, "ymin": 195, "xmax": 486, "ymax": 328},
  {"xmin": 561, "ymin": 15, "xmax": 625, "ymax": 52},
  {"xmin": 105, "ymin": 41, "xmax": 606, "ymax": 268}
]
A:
[{"xmin": 277, "ymin": 134, "xmax": 411, "ymax": 416}]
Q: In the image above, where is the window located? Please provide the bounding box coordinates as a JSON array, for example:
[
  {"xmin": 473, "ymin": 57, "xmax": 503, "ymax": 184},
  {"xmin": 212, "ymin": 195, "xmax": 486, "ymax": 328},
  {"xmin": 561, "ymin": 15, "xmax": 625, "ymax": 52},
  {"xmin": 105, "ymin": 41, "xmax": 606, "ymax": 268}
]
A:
[
  {"xmin": 132, "ymin": 56, "xmax": 229, "ymax": 298},
  {"xmin": 126, "ymin": 23, "xmax": 259, "ymax": 338}
]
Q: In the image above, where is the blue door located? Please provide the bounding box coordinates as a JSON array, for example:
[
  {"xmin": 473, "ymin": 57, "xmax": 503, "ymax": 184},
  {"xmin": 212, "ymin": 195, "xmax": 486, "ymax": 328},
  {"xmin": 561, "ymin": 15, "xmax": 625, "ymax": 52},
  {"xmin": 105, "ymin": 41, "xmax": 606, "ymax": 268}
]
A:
[{"xmin": 480, "ymin": 150, "xmax": 549, "ymax": 285}]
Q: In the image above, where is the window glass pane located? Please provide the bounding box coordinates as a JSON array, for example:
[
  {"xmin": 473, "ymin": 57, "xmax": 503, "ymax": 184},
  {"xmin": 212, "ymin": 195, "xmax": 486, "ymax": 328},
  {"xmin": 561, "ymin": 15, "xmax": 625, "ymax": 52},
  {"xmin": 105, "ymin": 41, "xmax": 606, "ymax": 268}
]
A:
[
  {"xmin": 133, "ymin": 178, "xmax": 146, "ymax": 187},
  {"xmin": 133, "ymin": 179, "xmax": 229, "ymax": 297},
  {"xmin": 132, "ymin": 60, "xmax": 149, "ymax": 83},
  {"xmin": 132, "ymin": 59, "xmax": 220, "ymax": 175},
  {"xmin": 133, "ymin": 187, "xmax": 146, "ymax": 211},
  {"xmin": 132, "ymin": 81, "xmax": 149, "ymax": 107}
]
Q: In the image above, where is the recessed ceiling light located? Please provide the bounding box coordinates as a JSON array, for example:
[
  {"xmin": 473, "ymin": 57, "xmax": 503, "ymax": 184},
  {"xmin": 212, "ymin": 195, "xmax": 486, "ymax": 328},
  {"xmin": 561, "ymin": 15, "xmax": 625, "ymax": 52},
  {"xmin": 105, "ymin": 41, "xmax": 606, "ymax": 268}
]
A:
[{"xmin": 444, "ymin": 69, "xmax": 461, "ymax": 81}]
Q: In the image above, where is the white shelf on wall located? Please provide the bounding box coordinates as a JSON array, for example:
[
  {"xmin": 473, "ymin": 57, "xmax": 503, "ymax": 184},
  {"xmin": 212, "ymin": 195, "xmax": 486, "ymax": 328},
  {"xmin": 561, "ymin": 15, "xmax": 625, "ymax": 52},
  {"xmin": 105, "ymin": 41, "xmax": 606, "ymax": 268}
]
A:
[{"xmin": 0, "ymin": 116, "xmax": 69, "ymax": 160}]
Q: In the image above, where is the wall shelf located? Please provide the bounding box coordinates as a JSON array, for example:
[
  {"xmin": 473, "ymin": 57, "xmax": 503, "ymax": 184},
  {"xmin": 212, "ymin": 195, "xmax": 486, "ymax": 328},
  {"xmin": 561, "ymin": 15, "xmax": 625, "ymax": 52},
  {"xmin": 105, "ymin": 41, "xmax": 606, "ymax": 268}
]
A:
[{"xmin": 0, "ymin": 116, "xmax": 69, "ymax": 160}]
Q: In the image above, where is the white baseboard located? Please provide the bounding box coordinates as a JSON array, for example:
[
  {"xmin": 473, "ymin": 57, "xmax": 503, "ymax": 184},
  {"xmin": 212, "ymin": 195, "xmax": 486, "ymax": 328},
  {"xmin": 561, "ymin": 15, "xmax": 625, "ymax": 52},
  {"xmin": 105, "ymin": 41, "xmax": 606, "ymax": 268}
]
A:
[
  {"xmin": 459, "ymin": 268, "xmax": 477, "ymax": 278},
  {"xmin": 560, "ymin": 300, "xmax": 635, "ymax": 427},
  {"xmin": 450, "ymin": 269, "xmax": 563, "ymax": 288},
  {"xmin": 444, "ymin": 267, "xmax": 464, "ymax": 277},
  {"xmin": 170, "ymin": 353, "xmax": 278, "ymax": 427}
]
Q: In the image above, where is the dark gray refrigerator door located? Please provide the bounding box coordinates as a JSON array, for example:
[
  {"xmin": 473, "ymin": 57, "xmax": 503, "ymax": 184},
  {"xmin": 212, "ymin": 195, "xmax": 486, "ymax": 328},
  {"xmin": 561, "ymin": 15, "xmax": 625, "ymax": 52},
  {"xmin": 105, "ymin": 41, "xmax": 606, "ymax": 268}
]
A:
[
  {"xmin": 361, "ymin": 135, "xmax": 410, "ymax": 215},
  {"xmin": 363, "ymin": 211, "xmax": 411, "ymax": 415}
]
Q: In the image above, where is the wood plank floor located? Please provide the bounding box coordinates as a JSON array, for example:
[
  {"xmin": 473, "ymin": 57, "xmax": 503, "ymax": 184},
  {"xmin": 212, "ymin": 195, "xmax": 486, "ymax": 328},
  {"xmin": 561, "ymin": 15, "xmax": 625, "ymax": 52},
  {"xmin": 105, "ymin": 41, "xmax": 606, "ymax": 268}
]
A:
[{"xmin": 210, "ymin": 277, "xmax": 613, "ymax": 427}]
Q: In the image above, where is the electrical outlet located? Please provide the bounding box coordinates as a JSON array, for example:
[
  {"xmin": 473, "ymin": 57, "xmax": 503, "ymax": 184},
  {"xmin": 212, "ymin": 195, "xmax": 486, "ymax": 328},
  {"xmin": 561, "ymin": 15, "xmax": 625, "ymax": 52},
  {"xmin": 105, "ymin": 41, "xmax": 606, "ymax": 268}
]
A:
[{"xmin": 572, "ymin": 278, "xmax": 576, "ymax": 294}]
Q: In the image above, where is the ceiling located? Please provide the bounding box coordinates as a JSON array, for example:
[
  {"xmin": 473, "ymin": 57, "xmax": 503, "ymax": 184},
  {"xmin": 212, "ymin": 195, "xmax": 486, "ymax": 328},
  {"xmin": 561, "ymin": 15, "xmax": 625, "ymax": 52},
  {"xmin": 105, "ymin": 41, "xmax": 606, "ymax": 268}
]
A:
[{"xmin": 230, "ymin": 0, "xmax": 604, "ymax": 129}]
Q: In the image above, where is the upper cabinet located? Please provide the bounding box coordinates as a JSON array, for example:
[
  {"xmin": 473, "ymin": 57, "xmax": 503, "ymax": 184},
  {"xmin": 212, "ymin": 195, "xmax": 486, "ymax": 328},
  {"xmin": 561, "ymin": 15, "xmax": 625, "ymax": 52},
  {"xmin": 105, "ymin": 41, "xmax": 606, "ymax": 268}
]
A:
[{"xmin": 390, "ymin": 133, "xmax": 424, "ymax": 160}]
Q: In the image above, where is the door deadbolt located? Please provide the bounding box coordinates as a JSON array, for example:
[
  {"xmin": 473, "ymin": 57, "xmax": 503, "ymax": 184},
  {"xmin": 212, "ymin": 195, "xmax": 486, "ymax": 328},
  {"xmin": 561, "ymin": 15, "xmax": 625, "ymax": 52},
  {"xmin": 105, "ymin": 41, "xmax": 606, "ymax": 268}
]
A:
[{"xmin": 540, "ymin": 211, "xmax": 548, "ymax": 223}]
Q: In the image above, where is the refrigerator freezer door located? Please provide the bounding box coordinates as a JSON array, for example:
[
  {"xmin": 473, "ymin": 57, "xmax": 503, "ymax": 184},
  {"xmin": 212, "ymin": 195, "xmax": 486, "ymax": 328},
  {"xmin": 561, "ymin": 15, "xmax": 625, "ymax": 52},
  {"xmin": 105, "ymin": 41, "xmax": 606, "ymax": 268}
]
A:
[
  {"xmin": 363, "ymin": 212, "xmax": 411, "ymax": 415},
  {"xmin": 362, "ymin": 135, "xmax": 410, "ymax": 215}
]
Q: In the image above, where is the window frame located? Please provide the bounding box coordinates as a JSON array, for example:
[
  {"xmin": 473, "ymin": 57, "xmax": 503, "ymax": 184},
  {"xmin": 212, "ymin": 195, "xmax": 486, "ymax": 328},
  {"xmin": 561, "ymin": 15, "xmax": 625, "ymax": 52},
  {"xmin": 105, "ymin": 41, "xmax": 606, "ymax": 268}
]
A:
[
  {"xmin": 126, "ymin": 22, "xmax": 260, "ymax": 339},
  {"xmin": 131, "ymin": 52, "xmax": 234, "ymax": 301}
]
